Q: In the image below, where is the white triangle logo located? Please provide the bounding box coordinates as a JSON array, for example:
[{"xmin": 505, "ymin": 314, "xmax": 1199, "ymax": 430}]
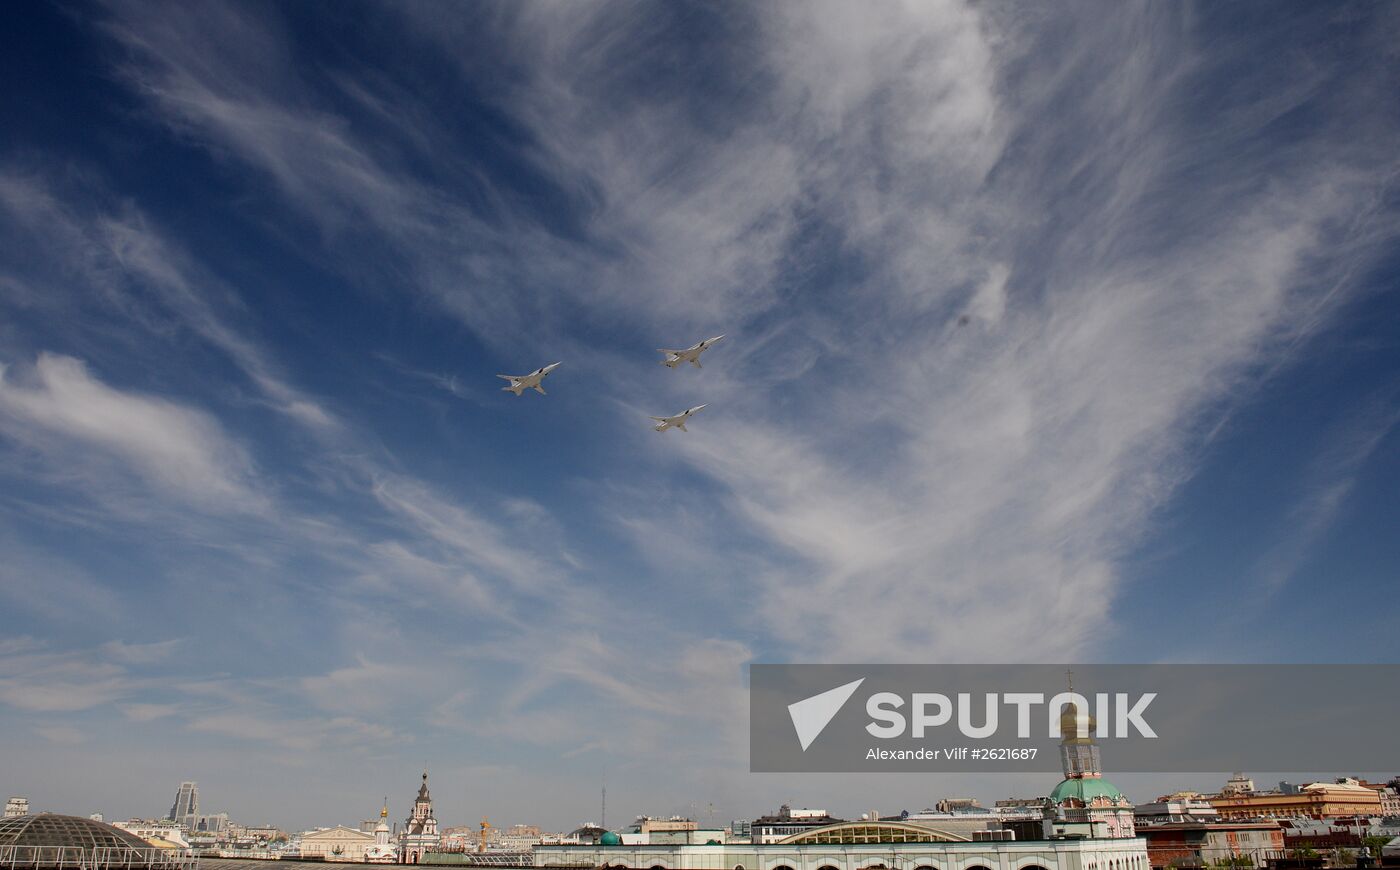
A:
[{"xmin": 787, "ymin": 677, "xmax": 865, "ymax": 751}]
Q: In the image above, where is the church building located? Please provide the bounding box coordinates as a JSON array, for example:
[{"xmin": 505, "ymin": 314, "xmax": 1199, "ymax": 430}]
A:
[
  {"xmin": 1046, "ymin": 693, "xmax": 1137, "ymax": 839},
  {"xmin": 399, "ymin": 772, "xmax": 441, "ymax": 863}
]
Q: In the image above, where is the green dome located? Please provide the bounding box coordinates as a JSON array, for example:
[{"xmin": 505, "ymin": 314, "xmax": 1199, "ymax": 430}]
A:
[
  {"xmin": 599, "ymin": 831, "xmax": 622, "ymax": 846},
  {"xmin": 1050, "ymin": 777, "xmax": 1124, "ymax": 804}
]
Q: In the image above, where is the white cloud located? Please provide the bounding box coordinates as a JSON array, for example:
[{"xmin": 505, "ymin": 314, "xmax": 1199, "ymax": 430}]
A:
[
  {"xmin": 0, "ymin": 537, "xmax": 124, "ymax": 624},
  {"xmin": 186, "ymin": 711, "xmax": 394, "ymax": 752},
  {"xmin": 0, "ymin": 353, "xmax": 266, "ymax": 513},
  {"xmin": 92, "ymin": 0, "xmax": 1400, "ymax": 672},
  {"xmin": 120, "ymin": 702, "xmax": 181, "ymax": 722},
  {"xmin": 1254, "ymin": 396, "xmax": 1400, "ymax": 591},
  {"xmin": 513, "ymin": 2, "xmax": 1400, "ymax": 665},
  {"xmin": 0, "ymin": 171, "xmax": 339, "ymax": 432},
  {"xmin": 966, "ymin": 263, "xmax": 1010, "ymax": 325},
  {"xmin": 369, "ymin": 473, "xmax": 565, "ymax": 603},
  {"xmin": 33, "ymin": 723, "xmax": 87, "ymax": 745},
  {"xmin": 101, "ymin": 639, "xmax": 183, "ymax": 665},
  {"xmin": 0, "ymin": 646, "xmax": 133, "ymax": 712}
]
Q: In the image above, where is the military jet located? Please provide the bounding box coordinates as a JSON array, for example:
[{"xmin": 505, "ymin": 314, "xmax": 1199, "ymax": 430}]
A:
[
  {"xmin": 497, "ymin": 362, "xmax": 561, "ymax": 396},
  {"xmin": 658, "ymin": 335, "xmax": 725, "ymax": 369},
  {"xmin": 650, "ymin": 404, "xmax": 707, "ymax": 432}
]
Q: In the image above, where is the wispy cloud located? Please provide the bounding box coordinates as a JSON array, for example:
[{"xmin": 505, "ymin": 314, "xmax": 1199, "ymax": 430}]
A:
[
  {"xmin": 0, "ymin": 645, "xmax": 134, "ymax": 712},
  {"xmin": 33, "ymin": 723, "xmax": 87, "ymax": 745},
  {"xmin": 84, "ymin": 0, "xmax": 1400, "ymax": 670},
  {"xmin": 102, "ymin": 639, "xmax": 183, "ymax": 665},
  {"xmin": 0, "ymin": 171, "xmax": 338, "ymax": 432},
  {"xmin": 1255, "ymin": 392, "xmax": 1400, "ymax": 590},
  {"xmin": 0, "ymin": 353, "xmax": 267, "ymax": 512}
]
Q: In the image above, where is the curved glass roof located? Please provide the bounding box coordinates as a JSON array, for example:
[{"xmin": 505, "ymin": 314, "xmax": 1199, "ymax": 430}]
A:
[
  {"xmin": 778, "ymin": 822, "xmax": 970, "ymax": 845},
  {"xmin": 0, "ymin": 815, "xmax": 153, "ymax": 852}
]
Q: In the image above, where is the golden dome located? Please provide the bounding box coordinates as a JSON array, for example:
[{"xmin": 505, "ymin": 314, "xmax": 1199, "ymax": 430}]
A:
[{"xmin": 1058, "ymin": 701, "xmax": 1096, "ymax": 742}]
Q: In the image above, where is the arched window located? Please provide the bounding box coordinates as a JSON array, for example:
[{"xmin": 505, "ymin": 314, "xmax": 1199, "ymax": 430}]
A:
[
  {"xmin": 1022, "ymin": 864, "xmax": 1051, "ymax": 870},
  {"xmin": 772, "ymin": 864, "xmax": 797, "ymax": 870},
  {"xmin": 965, "ymin": 864, "xmax": 994, "ymax": 870},
  {"xmin": 818, "ymin": 864, "xmax": 841, "ymax": 870}
]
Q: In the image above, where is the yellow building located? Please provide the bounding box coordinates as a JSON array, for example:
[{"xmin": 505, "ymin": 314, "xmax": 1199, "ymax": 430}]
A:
[{"xmin": 1209, "ymin": 782, "xmax": 1381, "ymax": 820}]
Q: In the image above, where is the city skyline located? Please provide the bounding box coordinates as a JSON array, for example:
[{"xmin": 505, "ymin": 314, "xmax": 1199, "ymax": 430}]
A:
[
  {"xmin": 3, "ymin": 0, "xmax": 1400, "ymax": 835},
  {"xmin": 7, "ymin": 769, "xmax": 1399, "ymax": 837}
]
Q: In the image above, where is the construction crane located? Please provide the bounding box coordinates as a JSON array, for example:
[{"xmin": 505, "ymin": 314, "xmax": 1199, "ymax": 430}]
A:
[{"xmin": 478, "ymin": 817, "xmax": 491, "ymax": 854}]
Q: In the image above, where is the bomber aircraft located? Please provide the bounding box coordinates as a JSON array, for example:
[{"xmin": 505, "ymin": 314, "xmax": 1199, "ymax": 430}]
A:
[
  {"xmin": 650, "ymin": 404, "xmax": 708, "ymax": 432},
  {"xmin": 658, "ymin": 335, "xmax": 725, "ymax": 369},
  {"xmin": 497, "ymin": 362, "xmax": 561, "ymax": 396}
]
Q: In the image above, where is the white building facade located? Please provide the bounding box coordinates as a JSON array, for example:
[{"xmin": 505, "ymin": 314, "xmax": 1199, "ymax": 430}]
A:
[
  {"xmin": 114, "ymin": 820, "xmax": 191, "ymax": 849},
  {"xmin": 300, "ymin": 825, "xmax": 377, "ymax": 862},
  {"xmin": 535, "ymin": 828, "xmax": 1149, "ymax": 870}
]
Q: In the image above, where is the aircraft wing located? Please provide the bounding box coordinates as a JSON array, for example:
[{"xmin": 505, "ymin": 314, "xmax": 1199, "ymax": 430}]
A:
[
  {"xmin": 649, "ymin": 416, "xmax": 670, "ymax": 423},
  {"xmin": 496, "ymin": 374, "xmax": 518, "ymax": 382}
]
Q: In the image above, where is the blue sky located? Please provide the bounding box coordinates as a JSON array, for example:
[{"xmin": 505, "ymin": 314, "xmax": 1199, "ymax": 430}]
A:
[{"xmin": 2, "ymin": 0, "xmax": 1399, "ymax": 833}]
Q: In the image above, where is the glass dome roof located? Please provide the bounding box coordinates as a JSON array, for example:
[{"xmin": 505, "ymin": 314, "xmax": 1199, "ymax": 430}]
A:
[{"xmin": 0, "ymin": 814, "xmax": 154, "ymax": 851}]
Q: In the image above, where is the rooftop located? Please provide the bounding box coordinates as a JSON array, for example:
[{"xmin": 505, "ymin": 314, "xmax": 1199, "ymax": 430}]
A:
[{"xmin": 0, "ymin": 814, "xmax": 195, "ymax": 870}]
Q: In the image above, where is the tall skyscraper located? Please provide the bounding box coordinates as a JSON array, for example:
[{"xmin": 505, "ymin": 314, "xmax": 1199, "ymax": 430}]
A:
[{"xmin": 168, "ymin": 782, "xmax": 199, "ymax": 828}]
